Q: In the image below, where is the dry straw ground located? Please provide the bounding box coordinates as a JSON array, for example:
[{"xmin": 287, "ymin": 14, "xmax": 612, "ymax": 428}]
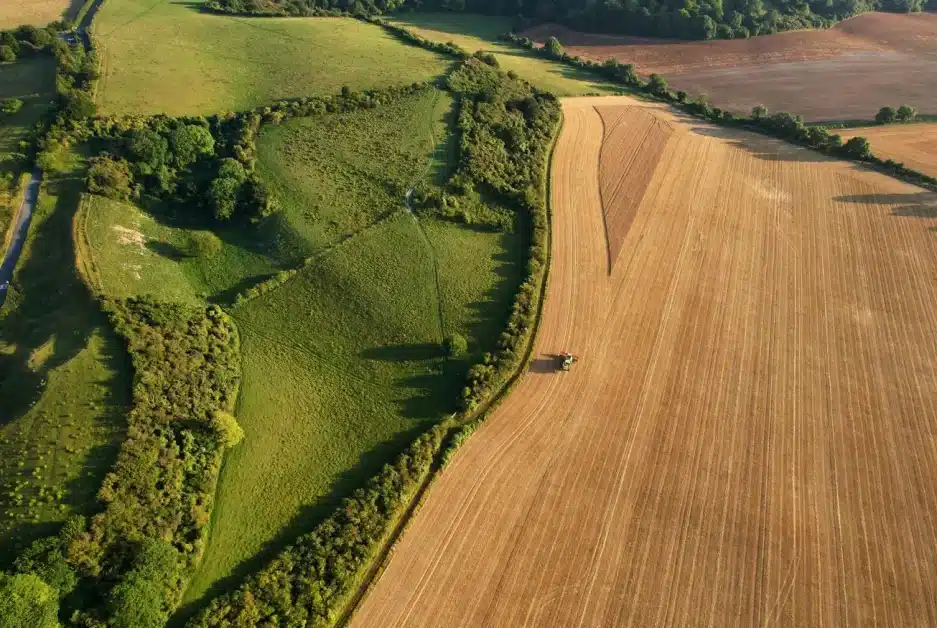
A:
[
  {"xmin": 524, "ymin": 12, "xmax": 937, "ymax": 121},
  {"xmin": 840, "ymin": 123, "xmax": 937, "ymax": 180},
  {"xmin": 0, "ymin": 0, "xmax": 80, "ymax": 29},
  {"xmin": 350, "ymin": 95, "xmax": 937, "ymax": 627}
]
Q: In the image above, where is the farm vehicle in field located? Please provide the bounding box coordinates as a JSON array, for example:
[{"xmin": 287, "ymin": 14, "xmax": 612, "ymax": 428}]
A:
[{"xmin": 558, "ymin": 351, "xmax": 577, "ymax": 371}]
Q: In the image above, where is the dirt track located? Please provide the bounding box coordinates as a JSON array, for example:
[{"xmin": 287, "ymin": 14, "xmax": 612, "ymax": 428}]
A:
[
  {"xmin": 350, "ymin": 95, "xmax": 937, "ymax": 627},
  {"xmin": 840, "ymin": 123, "xmax": 937, "ymax": 179},
  {"xmin": 523, "ymin": 12, "xmax": 937, "ymax": 121}
]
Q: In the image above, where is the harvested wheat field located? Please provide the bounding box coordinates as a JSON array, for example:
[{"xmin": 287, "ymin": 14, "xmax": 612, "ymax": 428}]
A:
[
  {"xmin": 840, "ymin": 123, "xmax": 937, "ymax": 179},
  {"xmin": 350, "ymin": 95, "xmax": 937, "ymax": 627},
  {"xmin": 524, "ymin": 12, "xmax": 937, "ymax": 122}
]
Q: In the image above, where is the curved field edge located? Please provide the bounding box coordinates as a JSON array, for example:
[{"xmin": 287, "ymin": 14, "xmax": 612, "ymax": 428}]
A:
[
  {"xmin": 90, "ymin": 3, "xmax": 454, "ymax": 116},
  {"xmin": 336, "ymin": 108, "xmax": 563, "ymax": 627}
]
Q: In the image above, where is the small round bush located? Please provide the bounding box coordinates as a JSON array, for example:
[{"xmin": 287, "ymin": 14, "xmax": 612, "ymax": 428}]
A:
[
  {"xmin": 189, "ymin": 231, "xmax": 222, "ymax": 259},
  {"xmin": 445, "ymin": 333, "xmax": 468, "ymax": 358}
]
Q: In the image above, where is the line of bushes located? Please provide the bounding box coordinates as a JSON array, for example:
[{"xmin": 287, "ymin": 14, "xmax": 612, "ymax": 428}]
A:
[
  {"xmin": 188, "ymin": 421, "xmax": 450, "ymax": 626},
  {"xmin": 363, "ymin": 16, "xmax": 469, "ymax": 58},
  {"xmin": 6, "ymin": 298, "xmax": 242, "ymax": 627},
  {"xmin": 503, "ymin": 33, "xmax": 937, "ymax": 191}
]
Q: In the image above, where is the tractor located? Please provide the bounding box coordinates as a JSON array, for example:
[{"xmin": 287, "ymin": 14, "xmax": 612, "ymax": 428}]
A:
[{"xmin": 558, "ymin": 351, "xmax": 577, "ymax": 372}]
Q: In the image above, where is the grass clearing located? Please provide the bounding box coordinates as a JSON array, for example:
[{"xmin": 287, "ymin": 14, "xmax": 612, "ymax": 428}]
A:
[
  {"xmin": 387, "ymin": 13, "xmax": 619, "ymax": 96},
  {"xmin": 0, "ymin": 151, "xmax": 130, "ymax": 563},
  {"xmin": 0, "ymin": 56, "xmax": 57, "ymax": 254},
  {"xmin": 178, "ymin": 92, "xmax": 524, "ymax": 612},
  {"xmin": 92, "ymin": 1, "xmax": 453, "ymax": 116}
]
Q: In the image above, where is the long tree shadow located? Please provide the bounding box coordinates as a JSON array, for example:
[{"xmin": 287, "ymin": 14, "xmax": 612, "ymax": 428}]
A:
[
  {"xmin": 0, "ymin": 167, "xmax": 131, "ymax": 560},
  {"xmin": 168, "ymin": 422, "xmax": 431, "ymax": 627},
  {"xmin": 834, "ymin": 191, "xmax": 937, "ymax": 218}
]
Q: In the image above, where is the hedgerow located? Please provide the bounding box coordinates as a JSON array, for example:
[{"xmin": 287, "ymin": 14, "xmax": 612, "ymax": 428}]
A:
[
  {"xmin": 501, "ymin": 32, "xmax": 937, "ymax": 192},
  {"xmin": 51, "ymin": 297, "xmax": 242, "ymax": 626}
]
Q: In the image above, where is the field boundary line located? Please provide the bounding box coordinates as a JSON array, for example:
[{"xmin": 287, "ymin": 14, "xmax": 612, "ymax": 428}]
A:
[
  {"xmin": 72, "ymin": 194, "xmax": 103, "ymax": 294},
  {"xmin": 335, "ymin": 110, "xmax": 564, "ymax": 628}
]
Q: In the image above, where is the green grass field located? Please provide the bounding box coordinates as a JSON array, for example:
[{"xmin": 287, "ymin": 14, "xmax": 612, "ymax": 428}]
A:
[
  {"xmin": 178, "ymin": 91, "xmax": 523, "ymax": 612},
  {"xmin": 92, "ymin": 0, "xmax": 454, "ymax": 115},
  {"xmin": 0, "ymin": 56, "xmax": 57, "ymax": 254},
  {"xmin": 0, "ymin": 151, "xmax": 130, "ymax": 563},
  {"xmin": 388, "ymin": 13, "xmax": 619, "ymax": 96}
]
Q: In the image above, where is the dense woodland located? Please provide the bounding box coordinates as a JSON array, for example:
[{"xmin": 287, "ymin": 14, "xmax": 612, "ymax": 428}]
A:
[{"xmin": 207, "ymin": 0, "xmax": 928, "ymax": 39}]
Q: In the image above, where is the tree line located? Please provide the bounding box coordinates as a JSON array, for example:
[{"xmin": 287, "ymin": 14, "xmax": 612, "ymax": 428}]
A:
[
  {"xmin": 203, "ymin": 0, "xmax": 927, "ymax": 40},
  {"xmin": 1, "ymin": 298, "xmax": 243, "ymax": 628},
  {"xmin": 507, "ymin": 33, "xmax": 937, "ymax": 190},
  {"xmin": 187, "ymin": 59, "xmax": 561, "ymax": 627}
]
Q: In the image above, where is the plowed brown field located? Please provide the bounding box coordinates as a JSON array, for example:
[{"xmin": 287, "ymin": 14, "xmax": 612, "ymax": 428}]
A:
[
  {"xmin": 840, "ymin": 123, "xmax": 937, "ymax": 179},
  {"xmin": 523, "ymin": 12, "xmax": 937, "ymax": 121},
  {"xmin": 350, "ymin": 95, "xmax": 937, "ymax": 627}
]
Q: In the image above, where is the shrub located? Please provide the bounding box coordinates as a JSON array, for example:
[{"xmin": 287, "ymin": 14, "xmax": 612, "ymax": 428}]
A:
[
  {"xmin": 843, "ymin": 135, "xmax": 872, "ymax": 159},
  {"xmin": 87, "ymin": 156, "xmax": 135, "ymax": 200},
  {"xmin": 445, "ymin": 333, "xmax": 468, "ymax": 358},
  {"xmin": 211, "ymin": 411, "xmax": 245, "ymax": 448},
  {"xmin": 0, "ymin": 45, "xmax": 15, "ymax": 62},
  {"xmin": 188, "ymin": 230, "xmax": 223, "ymax": 259},
  {"xmin": 1, "ymin": 98, "xmax": 23, "ymax": 115}
]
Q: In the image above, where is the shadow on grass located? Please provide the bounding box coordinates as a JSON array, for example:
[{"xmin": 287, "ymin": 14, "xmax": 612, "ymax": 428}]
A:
[
  {"xmin": 0, "ymin": 167, "xmax": 131, "ymax": 563},
  {"xmin": 145, "ymin": 239, "xmax": 189, "ymax": 260},
  {"xmin": 168, "ymin": 422, "xmax": 432, "ymax": 627}
]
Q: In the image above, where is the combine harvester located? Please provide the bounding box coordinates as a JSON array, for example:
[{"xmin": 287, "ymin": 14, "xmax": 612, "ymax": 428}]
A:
[{"xmin": 557, "ymin": 351, "xmax": 577, "ymax": 371}]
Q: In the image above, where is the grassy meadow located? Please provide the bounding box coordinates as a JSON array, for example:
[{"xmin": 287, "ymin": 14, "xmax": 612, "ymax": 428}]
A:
[
  {"xmin": 0, "ymin": 56, "xmax": 57, "ymax": 255},
  {"xmin": 178, "ymin": 91, "xmax": 523, "ymax": 611},
  {"xmin": 92, "ymin": 0, "xmax": 453, "ymax": 115},
  {"xmin": 388, "ymin": 13, "xmax": 619, "ymax": 96},
  {"xmin": 0, "ymin": 150, "xmax": 130, "ymax": 563}
]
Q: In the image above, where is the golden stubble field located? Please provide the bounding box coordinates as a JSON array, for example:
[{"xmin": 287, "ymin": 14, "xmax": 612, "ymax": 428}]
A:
[
  {"xmin": 350, "ymin": 95, "xmax": 937, "ymax": 627},
  {"xmin": 840, "ymin": 123, "xmax": 937, "ymax": 180},
  {"xmin": 525, "ymin": 12, "xmax": 937, "ymax": 121}
]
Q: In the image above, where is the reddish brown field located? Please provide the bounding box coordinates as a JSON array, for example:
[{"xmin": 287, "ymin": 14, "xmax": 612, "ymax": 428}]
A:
[
  {"xmin": 523, "ymin": 12, "xmax": 937, "ymax": 121},
  {"xmin": 840, "ymin": 123, "xmax": 937, "ymax": 179},
  {"xmin": 350, "ymin": 95, "xmax": 937, "ymax": 627}
]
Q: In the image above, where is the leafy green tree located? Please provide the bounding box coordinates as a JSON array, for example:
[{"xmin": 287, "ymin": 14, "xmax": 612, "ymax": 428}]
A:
[
  {"xmin": 0, "ymin": 45, "xmax": 15, "ymax": 63},
  {"xmin": 0, "ymin": 573, "xmax": 60, "ymax": 628},
  {"xmin": 896, "ymin": 104, "xmax": 917, "ymax": 122},
  {"xmin": 545, "ymin": 36, "xmax": 562, "ymax": 56},
  {"xmin": 169, "ymin": 124, "xmax": 215, "ymax": 168},
  {"xmin": 127, "ymin": 128, "xmax": 169, "ymax": 175},
  {"xmin": 445, "ymin": 333, "xmax": 468, "ymax": 358},
  {"xmin": 843, "ymin": 136, "xmax": 871, "ymax": 159},
  {"xmin": 1, "ymin": 98, "xmax": 22, "ymax": 115},
  {"xmin": 87, "ymin": 156, "xmax": 134, "ymax": 200},
  {"xmin": 751, "ymin": 105, "xmax": 768, "ymax": 120},
  {"xmin": 108, "ymin": 539, "xmax": 179, "ymax": 628},
  {"xmin": 211, "ymin": 411, "xmax": 245, "ymax": 448},
  {"xmin": 875, "ymin": 106, "xmax": 897, "ymax": 124},
  {"xmin": 647, "ymin": 73, "xmax": 669, "ymax": 97}
]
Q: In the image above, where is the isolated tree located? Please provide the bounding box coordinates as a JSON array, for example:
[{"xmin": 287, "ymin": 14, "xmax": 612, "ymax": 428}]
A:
[
  {"xmin": 751, "ymin": 104, "xmax": 768, "ymax": 120},
  {"xmin": 896, "ymin": 104, "xmax": 917, "ymax": 122},
  {"xmin": 875, "ymin": 106, "xmax": 897, "ymax": 124},
  {"xmin": 211, "ymin": 411, "xmax": 245, "ymax": 448},
  {"xmin": 0, "ymin": 45, "xmax": 15, "ymax": 63},
  {"xmin": 445, "ymin": 333, "xmax": 468, "ymax": 358},
  {"xmin": 545, "ymin": 36, "xmax": 562, "ymax": 57},
  {"xmin": 189, "ymin": 231, "xmax": 222, "ymax": 259},
  {"xmin": 647, "ymin": 73, "xmax": 668, "ymax": 97},
  {"xmin": 0, "ymin": 573, "xmax": 60, "ymax": 628}
]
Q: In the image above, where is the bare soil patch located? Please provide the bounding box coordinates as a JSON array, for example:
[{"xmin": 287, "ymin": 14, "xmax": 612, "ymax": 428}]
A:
[
  {"xmin": 840, "ymin": 123, "xmax": 937, "ymax": 179},
  {"xmin": 523, "ymin": 12, "xmax": 937, "ymax": 121},
  {"xmin": 350, "ymin": 95, "xmax": 937, "ymax": 627}
]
